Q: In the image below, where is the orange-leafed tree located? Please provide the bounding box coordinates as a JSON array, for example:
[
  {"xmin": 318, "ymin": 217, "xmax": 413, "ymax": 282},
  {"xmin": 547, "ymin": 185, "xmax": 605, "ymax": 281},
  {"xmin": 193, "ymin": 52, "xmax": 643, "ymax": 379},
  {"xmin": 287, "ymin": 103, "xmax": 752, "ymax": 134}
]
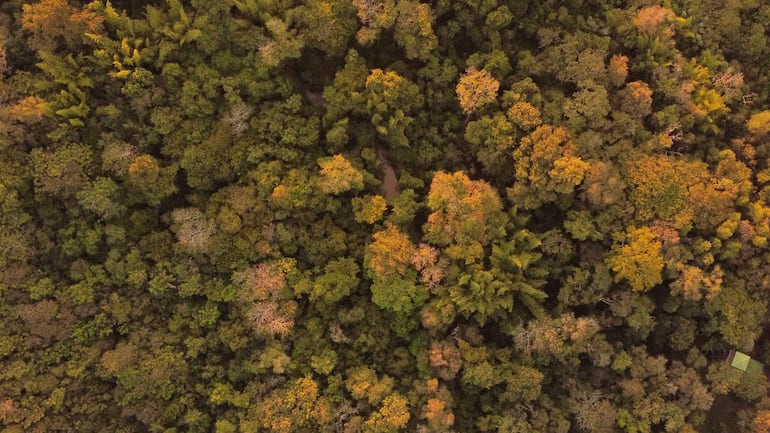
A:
[
  {"xmin": 128, "ymin": 154, "xmax": 161, "ymax": 186},
  {"xmin": 424, "ymin": 171, "xmax": 506, "ymax": 253},
  {"xmin": 671, "ymin": 264, "xmax": 723, "ymax": 301},
  {"xmin": 421, "ymin": 396, "xmax": 455, "ymax": 433},
  {"xmin": 754, "ymin": 410, "xmax": 770, "ymax": 433},
  {"xmin": 363, "ymin": 393, "xmax": 410, "ymax": 433},
  {"xmin": 632, "ymin": 5, "xmax": 675, "ymax": 37},
  {"xmin": 0, "ymin": 398, "xmax": 20, "ymax": 425},
  {"xmin": 1, "ymin": 96, "xmax": 47, "ymax": 124},
  {"xmin": 22, "ymin": 0, "xmax": 103, "ymax": 52},
  {"xmin": 620, "ymin": 81, "xmax": 653, "ymax": 118},
  {"xmin": 608, "ymin": 54, "xmax": 629, "ymax": 87},
  {"xmin": 414, "ymin": 378, "xmax": 456, "ymax": 433},
  {"xmin": 456, "ymin": 67, "xmax": 499, "ymax": 115},
  {"xmin": 428, "ymin": 340, "xmax": 462, "ymax": 380}
]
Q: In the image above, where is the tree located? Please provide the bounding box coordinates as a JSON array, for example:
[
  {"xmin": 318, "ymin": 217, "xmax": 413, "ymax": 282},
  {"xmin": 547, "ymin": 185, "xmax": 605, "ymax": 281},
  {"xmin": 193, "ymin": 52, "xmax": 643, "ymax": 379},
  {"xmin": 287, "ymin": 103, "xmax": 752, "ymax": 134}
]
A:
[
  {"xmin": 393, "ymin": 0, "xmax": 437, "ymax": 60},
  {"xmin": 231, "ymin": 262, "xmax": 298, "ymax": 338},
  {"xmin": 625, "ymin": 154, "xmax": 709, "ymax": 225},
  {"xmin": 353, "ymin": 195, "xmax": 388, "ymax": 224},
  {"xmin": 366, "ymin": 225, "xmax": 427, "ymax": 313},
  {"xmin": 507, "ymin": 101, "xmax": 542, "ymax": 130},
  {"xmin": 606, "ymin": 227, "xmax": 664, "ymax": 292},
  {"xmin": 346, "ymin": 366, "xmax": 395, "ymax": 404},
  {"xmin": 446, "ymin": 228, "xmax": 547, "ymax": 324},
  {"xmin": 311, "ymin": 257, "xmax": 360, "ymax": 304},
  {"xmin": 363, "ymin": 393, "xmax": 410, "ymax": 433},
  {"xmin": 352, "ymin": 0, "xmax": 397, "ymax": 46},
  {"xmin": 620, "ymin": 81, "xmax": 653, "ymax": 118},
  {"xmin": 171, "ymin": 208, "xmax": 216, "ymax": 254},
  {"xmin": 428, "ymin": 340, "xmax": 462, "ymax": 380},
  {"xmin": 754, "ymin": 411, "xmax": 770, "ymax": 433},
  {"xmin": 508, "ymin": 125, "xmax": 590, "ymax": 210},
  {"xmin": 564, "ymin": 83, "xmax": 611, "ymax": 130},
  {"xmin": 370, "ymin": 271, "xmax": 428, "ymax": 314},
  {"xmin": 317, "ymin": 154, "xmax": 364, "ymax": 194},
  {"xmin": 420, "ymin": 396, "xmax": 455, "ymax": 433},
  {"xmin": 291, "ymin": 0, "xmax": 358, "ymax": 56},
  {"xmin": 179, "ymin": 122, "xmax": 239, "ymax": 191},
  {"xmin": 1, "ymin": 96, "xmax": 47, "ymax": 124},
  {"xmin": 455, "ymin": 67, "xmax": 499, "ymax": 115},
  {"xmin": 670, "ymin": 264, "xmax": 723, "ymax": 301},
  {"xmin": 748, "ymin": 111, "xmax": 770, "ymax": 137},
  {"xmin": 258, "ymin": 17, "xmax": 305, "ymax": 67},
  {"xmin": 423, "ymin": 171, "xmax": 506, "ymax": 255},
  {"xmin": 76, "ymin": 177, "xmax": 125, "ymax": 220},
  {"xmin": 573, "ymin": 392, "xmax": 617, "ymax": 433},
  {"xmin": 254, "ymin": 375, "xmax": 333, "ymax": 433},
  {"xmin": 632, "ymin": 5, "xmax": 675, "ymax": 38},
  {"xmin": 126, "ymin": 154, "xmax": 177, "ymax": 205},
  {"xmin": 706, "ymin": 282, "xmax": 766, "ymax": 351},
  {"xmin": 22, "ymin": 0, "xmax": 103, "ymax": 51},
  {"xmin": 365, "ymin": 68, "xmax": 422, "ymax": 147},
  {"xmin": 245, "ymin": 301, "xmax": 297, "ymax": 338},
  {"xmin": 411, "ymin": 243, "xmax": 443, "ymax": 290},
  {"xmin": 465, "ymin": 113, "xmax": 517, "ymax": 181},
  {"xmin": 608, "ymin": 54, "xmax": 629, "ymax": 87},
  {"xmin": 366, "ymin": 225, "xmax": 415, "ymax": 278},
  {"xmin": 581, "ymin": 160, "xmax": 626, "ymax": 209},
  {"xmin": 30, "ymin": 143, "xmax": 93, "ymax": 197}
]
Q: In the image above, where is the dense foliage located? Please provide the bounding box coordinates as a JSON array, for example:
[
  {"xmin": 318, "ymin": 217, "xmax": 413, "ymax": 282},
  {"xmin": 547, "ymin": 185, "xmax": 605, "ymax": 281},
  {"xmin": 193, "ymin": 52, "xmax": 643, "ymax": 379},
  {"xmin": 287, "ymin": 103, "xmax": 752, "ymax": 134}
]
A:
[{"xmin": 2, "ymin": 0, "xmax": 770, "ymax": 432}]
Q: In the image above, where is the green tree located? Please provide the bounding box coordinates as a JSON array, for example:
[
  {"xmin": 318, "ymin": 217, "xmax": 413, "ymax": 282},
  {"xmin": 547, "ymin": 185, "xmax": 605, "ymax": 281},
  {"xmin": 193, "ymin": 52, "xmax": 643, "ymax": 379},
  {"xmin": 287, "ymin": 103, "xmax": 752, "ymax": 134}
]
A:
[
  {"xmin": 393, "ymin": 0, "xmax": 437, "ymax": 60},
  {"xmin": 365, "ymin": 68, "xmax": 422, "ymax": 147}
]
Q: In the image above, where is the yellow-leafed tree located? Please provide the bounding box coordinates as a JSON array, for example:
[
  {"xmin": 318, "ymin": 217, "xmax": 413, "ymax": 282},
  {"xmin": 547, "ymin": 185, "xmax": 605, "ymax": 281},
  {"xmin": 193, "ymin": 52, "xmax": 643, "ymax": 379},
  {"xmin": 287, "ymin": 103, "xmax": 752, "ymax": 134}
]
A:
[
  {"xmin": 606, "ymin": 227, "xmax": 664, "ymax": 292},
  {"xmin": 367, "ymin": 224, "xmax": 415, "ymax": 278},
  {"xmin": 317, "ymin": 154, "xmax": 364, "ymax": 194}
]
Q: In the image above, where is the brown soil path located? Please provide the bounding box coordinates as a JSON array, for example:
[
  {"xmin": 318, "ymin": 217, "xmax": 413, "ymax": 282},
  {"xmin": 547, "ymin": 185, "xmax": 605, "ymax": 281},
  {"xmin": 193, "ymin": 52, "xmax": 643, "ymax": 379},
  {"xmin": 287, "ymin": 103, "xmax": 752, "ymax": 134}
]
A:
[{"xmin": 377, "ymin": 147, "xmax": 399, "ymax": 199}]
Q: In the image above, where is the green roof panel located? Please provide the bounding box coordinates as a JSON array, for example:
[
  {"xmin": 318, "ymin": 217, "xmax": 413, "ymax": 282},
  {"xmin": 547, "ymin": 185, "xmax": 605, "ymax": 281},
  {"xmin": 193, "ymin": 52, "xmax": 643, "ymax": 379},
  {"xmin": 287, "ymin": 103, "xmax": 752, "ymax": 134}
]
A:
[{"xmin": 731, "ymin": 351, "xmax": 751, "ymax": 372}]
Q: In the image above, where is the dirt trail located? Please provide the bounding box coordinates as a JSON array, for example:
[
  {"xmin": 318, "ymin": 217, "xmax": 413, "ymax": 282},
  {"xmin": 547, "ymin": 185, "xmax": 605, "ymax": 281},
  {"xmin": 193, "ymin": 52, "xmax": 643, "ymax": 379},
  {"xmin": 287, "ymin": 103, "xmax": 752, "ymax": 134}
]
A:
[{"xmin": 377, "ymin": 147, "xmax": 400, "ymax": 199}]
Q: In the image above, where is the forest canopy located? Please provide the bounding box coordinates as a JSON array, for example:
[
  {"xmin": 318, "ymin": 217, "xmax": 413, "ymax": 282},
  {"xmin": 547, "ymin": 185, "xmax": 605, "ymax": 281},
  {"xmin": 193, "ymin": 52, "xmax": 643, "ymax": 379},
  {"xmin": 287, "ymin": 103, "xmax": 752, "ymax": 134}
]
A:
[{"xmin": 2, "ymin": 0, "xmax": 770, "ymax": 432}]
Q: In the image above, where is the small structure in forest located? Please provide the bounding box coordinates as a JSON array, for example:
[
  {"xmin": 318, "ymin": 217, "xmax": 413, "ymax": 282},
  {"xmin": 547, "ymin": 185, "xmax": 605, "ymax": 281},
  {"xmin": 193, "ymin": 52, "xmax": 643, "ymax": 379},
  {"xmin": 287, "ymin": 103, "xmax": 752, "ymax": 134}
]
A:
[{"xmin": 727, "ymin": 350, "xmax": 763, "ymax": 374}]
